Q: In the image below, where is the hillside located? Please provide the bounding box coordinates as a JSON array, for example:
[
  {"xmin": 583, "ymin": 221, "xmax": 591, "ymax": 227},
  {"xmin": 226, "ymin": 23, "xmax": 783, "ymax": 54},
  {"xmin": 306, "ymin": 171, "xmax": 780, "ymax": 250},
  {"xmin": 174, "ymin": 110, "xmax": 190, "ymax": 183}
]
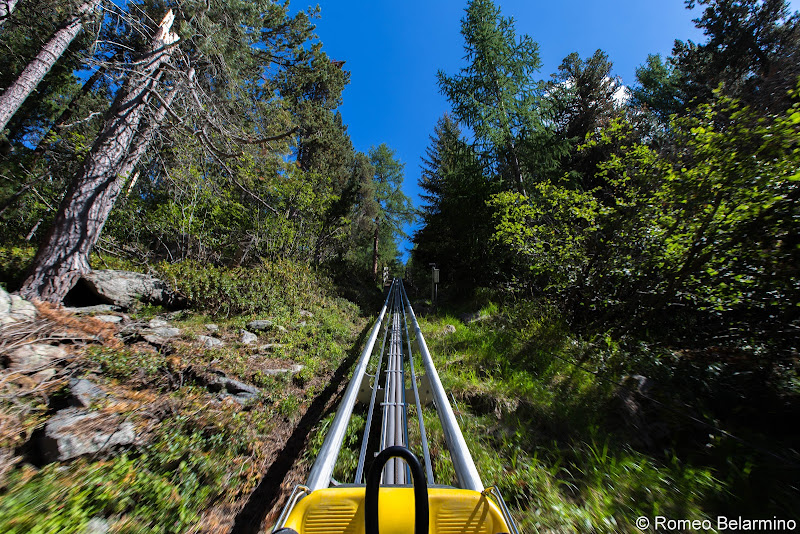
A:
[{"xmin": 1, "ymin": 0, "xmax": 799, "ymax": 531}]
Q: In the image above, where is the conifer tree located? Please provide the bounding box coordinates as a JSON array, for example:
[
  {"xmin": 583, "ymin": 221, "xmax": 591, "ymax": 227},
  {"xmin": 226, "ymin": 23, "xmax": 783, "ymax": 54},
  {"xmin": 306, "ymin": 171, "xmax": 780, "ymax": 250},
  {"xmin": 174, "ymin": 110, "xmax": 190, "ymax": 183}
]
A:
[{"xmin": 437, "ymin": 0, "xmax": 547, "ymax": 196}]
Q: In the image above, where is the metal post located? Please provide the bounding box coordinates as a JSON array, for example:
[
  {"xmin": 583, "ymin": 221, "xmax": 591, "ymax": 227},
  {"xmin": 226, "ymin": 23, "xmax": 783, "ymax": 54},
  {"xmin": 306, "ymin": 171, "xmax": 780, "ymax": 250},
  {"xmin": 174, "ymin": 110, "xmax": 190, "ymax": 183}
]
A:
[{"xmin": 305, "ymin": 280, "xmax": 395, "ymax": 491}]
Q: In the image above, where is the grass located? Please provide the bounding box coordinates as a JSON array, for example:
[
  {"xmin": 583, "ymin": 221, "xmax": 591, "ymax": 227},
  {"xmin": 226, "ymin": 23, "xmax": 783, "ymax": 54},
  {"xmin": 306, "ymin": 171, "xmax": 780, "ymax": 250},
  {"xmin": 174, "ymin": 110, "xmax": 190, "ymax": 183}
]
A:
[
  {"xmin": 413, "ymin": 300, "xmax": 728, "ymax": 533},
  {"xmin": 0, "ymin": 260, "xmax": 368, "ymax": 533}
]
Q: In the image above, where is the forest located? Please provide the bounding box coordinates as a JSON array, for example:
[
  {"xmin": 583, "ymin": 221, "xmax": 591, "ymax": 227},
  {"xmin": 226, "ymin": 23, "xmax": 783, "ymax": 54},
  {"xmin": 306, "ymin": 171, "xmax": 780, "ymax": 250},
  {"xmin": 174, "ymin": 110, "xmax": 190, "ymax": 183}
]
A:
[{"xmin": 0, "ymin": 0, "xmax": 798, "ymax": 532}]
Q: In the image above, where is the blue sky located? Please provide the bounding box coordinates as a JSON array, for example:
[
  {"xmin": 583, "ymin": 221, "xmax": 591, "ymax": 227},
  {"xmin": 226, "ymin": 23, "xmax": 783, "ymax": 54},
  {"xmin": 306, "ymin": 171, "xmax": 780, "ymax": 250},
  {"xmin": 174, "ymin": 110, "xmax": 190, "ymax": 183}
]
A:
[{"xmin": 301, "ymin": 0, "xmax": 800, "ymax": 261}]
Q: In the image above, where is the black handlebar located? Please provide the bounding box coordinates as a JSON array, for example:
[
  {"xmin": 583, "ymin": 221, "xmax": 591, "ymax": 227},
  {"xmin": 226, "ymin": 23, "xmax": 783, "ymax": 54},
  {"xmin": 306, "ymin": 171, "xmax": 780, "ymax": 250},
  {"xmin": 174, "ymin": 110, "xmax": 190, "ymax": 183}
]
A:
[{"xmin": 365, "ymin": 446, "xmax": 429, "ymax": 534}]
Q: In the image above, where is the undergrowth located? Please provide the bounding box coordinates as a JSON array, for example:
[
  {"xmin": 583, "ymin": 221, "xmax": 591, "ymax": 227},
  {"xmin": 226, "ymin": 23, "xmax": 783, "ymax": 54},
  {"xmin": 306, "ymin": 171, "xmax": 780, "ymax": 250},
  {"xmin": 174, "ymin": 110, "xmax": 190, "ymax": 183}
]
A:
[
  {"xmin": 413, "ymin": 298, "xmax": 796, "ymax": 533},
  {"xmin": 0, "ymin": 260, "xmax": 365, "ymax": 533}
]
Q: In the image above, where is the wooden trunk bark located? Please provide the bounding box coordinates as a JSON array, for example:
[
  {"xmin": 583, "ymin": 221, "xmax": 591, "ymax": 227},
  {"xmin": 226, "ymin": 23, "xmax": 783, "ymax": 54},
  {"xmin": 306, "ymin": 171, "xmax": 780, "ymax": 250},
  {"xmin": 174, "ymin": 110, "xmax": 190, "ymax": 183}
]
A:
[
  {"xmin": 372, "ymin": 220, "xmax": 379, "ymax": 281},
  {"xmin": 0, "ymin": 0, "xmax": 99, "ymax": 133},
  {"xmin": 18, "ymin": 11, "xmax": 179, "ymax": 302},
  {"xmin": 116, "ymin": 68, "xmax": 189, "ymax": 181},
  {"xmin": 0, "ymin": 0, "xmax": 19, "ymax": 25}
]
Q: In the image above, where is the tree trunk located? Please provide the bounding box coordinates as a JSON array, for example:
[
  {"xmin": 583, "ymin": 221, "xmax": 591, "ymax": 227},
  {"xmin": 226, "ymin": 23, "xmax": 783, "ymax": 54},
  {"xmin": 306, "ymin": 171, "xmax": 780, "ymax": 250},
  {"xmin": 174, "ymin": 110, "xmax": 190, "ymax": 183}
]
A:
[
  {"xmin": 18, "ymin": 11, "xmax": 179, "ymax": 302},
  {"xmin": 0, "ymin": 0, "xmax": 100, "ymax": 133},
  {"xmin": 0, "ymin": 0, "xmax": 19, "ymax": 26},
  {"xmin": 116, "ymin": 68, "xmax": 190, "ymax": 181},
  {"xmin": 372, "ymin": 219, "xmax": 379, "ymax": 281}
]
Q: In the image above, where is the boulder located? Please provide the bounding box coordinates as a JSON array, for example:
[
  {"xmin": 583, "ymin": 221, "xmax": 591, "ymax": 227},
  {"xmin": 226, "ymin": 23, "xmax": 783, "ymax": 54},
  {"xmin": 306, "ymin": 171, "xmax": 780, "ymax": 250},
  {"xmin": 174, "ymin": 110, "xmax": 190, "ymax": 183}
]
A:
[
  {"xmin": 0, "ymin": 287, "xmax": 9, "ymax": 316},
  {"xmin": 63, "ymin": 304, "xmax": 121, "ymax": 314},
  {"xmin": 69, "ymin": 378, "xmax": 107, "ymax": 408},
  {"xmin": 247, "ymin": 319, "xmax": 273, "ymax": 331},
  {"xmin": 6, "ymin": 344, "xmax": 67, "ymax": 372},
  {"xmin": 0, "ymin": 286, "xmax": 37, "ymax": 326},
  {"xmin": 197, "ymin": 335, "xmax": 224, "ymax": 349},
  {"xmin": 9, "ymin": 294, "xmax": 37, "ymax": 320},
  {"xmin": 261, "ymin": 364, "xmax": 304, "ymax": 376},
  {"xmin": 94, "ymin": 315, "xmax": 122, "ymax": 324},
  {"xmin": 39, "ymin": 408, "xmax": 137, "ymax": 462},
  {"xmin": 206, "ymin": 374, "xmax": 259, "ymax": 400},
  {"xmin": 148, "ymin": 318, "xmax": 169, "ymax": 328},
  {"xmin": 31, "ymin": 368, "xmax": 57, "ymax": 384},
  {"xmin": 141, "ymin": 325, "xmax": 181, "ymax": 346},
  {"xmin": 241, "ymin": 330, "xmax": 258, "ymax": 345},
  {"xmin": 247, "ymin": 319, "xmax": 287, "ymax": 333},
  {"xmin": 74, "ymin": 270, "xmax": 184, "ymax": 309}
]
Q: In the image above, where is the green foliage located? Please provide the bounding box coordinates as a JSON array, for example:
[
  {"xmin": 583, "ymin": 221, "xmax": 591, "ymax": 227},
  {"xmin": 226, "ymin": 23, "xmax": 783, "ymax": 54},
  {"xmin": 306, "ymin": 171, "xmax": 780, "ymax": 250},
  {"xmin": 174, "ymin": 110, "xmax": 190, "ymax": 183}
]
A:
[
  {"xmin": 489, "ymin": 186, "xmax": 600, "ymax": 295},
  {"xmin": 84, "ymin": 346, "xmax": 164, "ymax": 381},
  {"xmin": 488, "ymin": 89, "xmax": 799, "ymax": 339},
  {"xmin": 0, "ymin": 456, "xmax": 204, "ymax": 534},
  {"xmin": 415, "ymin": 308, "xmax": 723, "ymax": 533},
  {"xmin": 157, "ymin": 259, "xmax": 326, "ymax": 317},
  {"xmin": 437, "ymin": 0, "xmax": 550, "ymax": 195},
  {"xmin": 0, "ymin": 245, "xmax": 35, "ymax": 290}
]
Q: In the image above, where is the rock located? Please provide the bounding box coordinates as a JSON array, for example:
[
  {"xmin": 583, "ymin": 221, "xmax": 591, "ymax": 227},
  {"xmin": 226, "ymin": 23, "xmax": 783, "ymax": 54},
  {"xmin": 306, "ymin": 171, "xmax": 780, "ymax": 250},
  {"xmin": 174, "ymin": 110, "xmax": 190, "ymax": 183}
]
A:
[
  {"xmin": 75, "ymin": 270, "xmax": 184, "ymax": 309},
  {"xmin": 39, "ymin": 408, "xmax": 137, "ymax": 462},
  {"xmin": 63, "ymin": 304, "xmax": 121, "ymax": 314},
  {"xmin": 0, "ymin": 287, "xmax": 37, "ymax": 326},
  {"xmin": 258, "ymin": 343, "xmax": 284, "ymax": 352},
  {"xmin": 9, "ymin": 294, "xmax": 37, "ymax": 320},
  {"xmin": 83, "ymin": 517, "xmax": 110, "ymax": 534},
  {"xmin": 205, "ymin": 323, "xmax": 219, "ymax": 333},
  {"xmin": 198, "ymin": 335, "xmax": 224, "ymax": 349},
  {"xmin": 241, "ymin": 330, "xmax": 258, "ymax": 345},
  {"xmin": 7, "ymin": 344, "xmax": 67, "ymax": 372},
  {"xmin": 247, "ymin": 319, "xmax": 274, "ymax": 331},
  {"xmin": 95, "ymin": 315, "xmax": 122, "ymax": 324},
  {"xmin": 69, "ymin": 378, "xmax": 106, "ymax": 408},
  {"xmin": 247, "ymin": 320, "xmax": 287, "ymax": 333},
  {"xmin": 443, "ymin": 324, "xmax": 457, "ymax": 334},
  {"xmin": 147, "ymin": 327, "xmax": 181, "ymax": 338},
  {"xmin": 299, "ymin": 310, "xmax": 314, "ymax": 318},
  {"xmin": 31, "ymin": 368, "xmax": 57, "ymax": 383},
  {"xmin": 0, "ymin": 287, "xmax": 10, "ymax": 316},
  {"xmin": 206, "ymin": 375, "xmax": 259, "ymax": 399},
  {"xmin": 459, "ymin": 311, "xmax": 489, "ymax": 324},
  {"xmin": 261, "ymin": 364, "xmax": 304, "ymax": 376},
  {"xmin": 148, "ymin": 318, "xmax": 169, "ymax": 328},
  {"xmin": 141, "ymin": 326, "xmax": 181, "ymax": 346}
]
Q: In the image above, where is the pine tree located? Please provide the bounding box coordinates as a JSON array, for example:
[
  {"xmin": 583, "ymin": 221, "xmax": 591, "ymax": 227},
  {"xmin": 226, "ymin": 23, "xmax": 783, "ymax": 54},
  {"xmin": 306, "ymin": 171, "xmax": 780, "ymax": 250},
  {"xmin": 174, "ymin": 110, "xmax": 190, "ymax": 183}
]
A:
[
  {"xmin": 0, "ymin": 0, "xmax": 18, "ymax": 26},
  {"xmin": 19, "ymin": 10, "xmax": 180, "ymax": 302},
  {"xmin": 368, "ymin": 144, "xmax": 413, "ymax": 280},
  {"xmin": 413, "ymin": 115, "xmax": 497, "ymax": 290},
  {"xmin": 0, "ymin": 0, "xmax": 100, "ymax": 133},
  {"xmin": 437, "ymin": 0, "xmax": 546, "ymax": 196}
]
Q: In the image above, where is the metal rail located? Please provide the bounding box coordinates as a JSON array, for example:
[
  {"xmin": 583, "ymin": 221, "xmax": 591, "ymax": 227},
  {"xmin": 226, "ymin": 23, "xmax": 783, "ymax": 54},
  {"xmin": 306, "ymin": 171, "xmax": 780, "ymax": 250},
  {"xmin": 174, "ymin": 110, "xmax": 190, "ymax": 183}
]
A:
[
  {"xmin": 400, "ymin": 279, "xmax": 484, "ymax": 491},
  {"xmin": 353, "ymin": 288, "xmax": 394, "ymax": 484},
  {"xmin": 305, "ymin": 277, "xmax": 483, "ymax": 491},
  {"xmin": 305, "ymin": 280, "xmax": 395, "ymax": 491},
  {"xmin": 278, "ymin": 278, "xmax": 520, "ymax": 533},
  {"xmin": 399, "ymin": 279, "xmax": 434, "ymax": 483}
]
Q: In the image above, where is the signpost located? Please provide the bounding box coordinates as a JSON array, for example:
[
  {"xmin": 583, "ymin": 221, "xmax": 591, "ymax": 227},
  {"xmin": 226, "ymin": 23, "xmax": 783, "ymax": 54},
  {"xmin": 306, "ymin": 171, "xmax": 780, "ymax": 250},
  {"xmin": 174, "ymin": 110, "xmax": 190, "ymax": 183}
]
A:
[{"xmin": 429, "ymin": 263, "xmax": 439, "ymax": 305}]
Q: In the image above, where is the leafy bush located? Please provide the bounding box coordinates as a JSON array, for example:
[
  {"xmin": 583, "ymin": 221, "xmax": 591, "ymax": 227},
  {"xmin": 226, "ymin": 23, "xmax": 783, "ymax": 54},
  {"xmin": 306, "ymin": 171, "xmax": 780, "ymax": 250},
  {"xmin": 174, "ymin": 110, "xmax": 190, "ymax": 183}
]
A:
[
  {"xmin": 157, "ymin": 259, "xmax": 330, "ymax": 318},
  {"xmin": 0, "ymin": 246, "xmax": 35, "ymax": 291}
]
